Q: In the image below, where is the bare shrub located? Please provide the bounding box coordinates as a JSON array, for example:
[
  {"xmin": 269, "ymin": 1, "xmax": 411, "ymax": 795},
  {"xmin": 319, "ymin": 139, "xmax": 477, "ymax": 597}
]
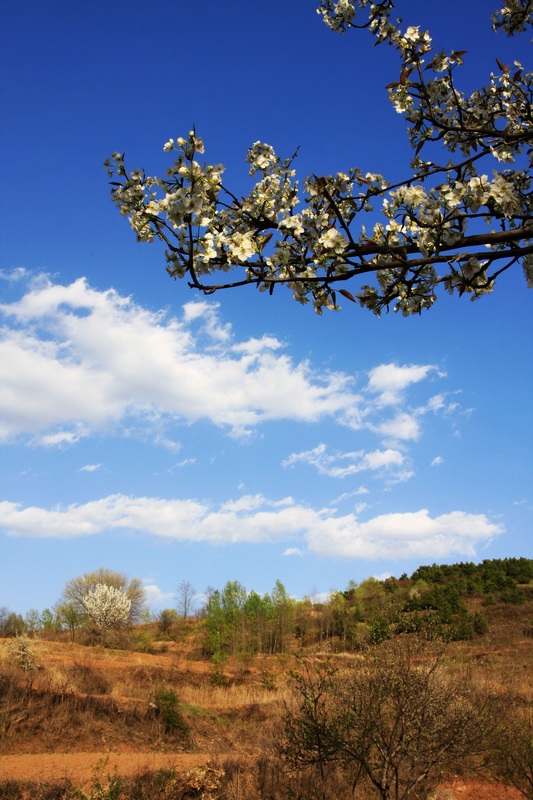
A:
[
  {"xmin": 281, "ymin": 637, "xmax": 505, "ymax": 800},
  {"xmin": 67, "ymin": 661, "xmax": 112, "ymax": 695},
  {"xmin": 493, "ymin": 700, "xmax": 533, "ymax": 799}
]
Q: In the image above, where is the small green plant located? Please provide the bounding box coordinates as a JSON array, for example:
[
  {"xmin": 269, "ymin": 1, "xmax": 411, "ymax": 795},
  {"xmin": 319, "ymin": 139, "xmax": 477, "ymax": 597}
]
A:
[
  {"xmin": 370, "ymin": 614, "xmax": 391, "ymax": 645},
  {"xmin": 210, "ymin": 649, "xmax": 227, "ymax": 686},
  {"xmin": 260, "ymin": 667, "xmax": 278, "ymax": 691},
  {"xmin": 153, "ymin": 687, "xmax": 190, "ymax": 737},
  {"xmin": 472, "ymin": 611, "xmax": 489, "ymax": 636},
  {"xmin": 134, "ymin": 630, "xmax": 153, "ymax": 653},
  {"xmin": 74, "ymin": 759, "xmax": 122, "ymax": 800}
]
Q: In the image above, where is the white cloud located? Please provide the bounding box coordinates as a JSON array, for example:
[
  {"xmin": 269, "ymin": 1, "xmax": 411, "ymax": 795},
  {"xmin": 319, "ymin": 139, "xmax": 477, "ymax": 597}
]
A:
[
  {"xmin": 305, "ymin": 508, "xmax": 502, "ymax": 559},
  {"xmin": 367, "ymin": 363, "xmax": 440, "ymax": 406},
  {"xmin": 283, "ymin": 547, "xmax": 303, "ymax": 556},
  {"xmin": 0, "ymin": 276, "xmax": 359, "ymax": 443},
  {"xmin": 38, "ymin": 430, "xmax": 88, "ymax": 447},
  {"xmin": 181, "ymin": 300, "xmax": 231, "ymax": 343},
  {"xmin": 0, "ymin": 493, "xmax": 503, "ymax": 561},
  {"xmin": 431, "ymin": 456, "xmax": 444, "ymax": 467},
  {"xmin": 283, "ymin": 443, "xmax": 409, "ymax": 480},
  {"xmin": 170, "ymin": 458, "xmax": 196, "ymax": 469},
  {"xmin": 79, "ymin": 464, "xmax": 102, "ymax": 472},
  {"xmin": 0, "ymin": 267, "xmax": 29, "ymax": 283},
  {"xmin": 0, "ymin": 276, "xmax": 458, "ymax": 450},
  {"xmin": 142, "ymin": 582, "xmax": 175, "ymax": 609},
  {"xmin": 376, "ymin": 412, "xmax": 421, "ymax": 443}
]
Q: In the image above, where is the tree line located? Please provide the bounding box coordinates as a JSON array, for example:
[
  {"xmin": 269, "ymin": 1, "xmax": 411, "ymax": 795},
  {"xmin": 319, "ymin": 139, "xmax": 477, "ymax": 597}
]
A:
[{"xmin": 1, "ymin": 558, "xmax": 531, "ymax": 651}]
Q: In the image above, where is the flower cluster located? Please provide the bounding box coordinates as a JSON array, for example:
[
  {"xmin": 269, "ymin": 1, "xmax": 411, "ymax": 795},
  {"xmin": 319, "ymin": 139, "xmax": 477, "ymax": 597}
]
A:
[
  {"xmin": 107, "ymin": 4, "xmax": 532, "ymax": 314},
  {"xmin": 83, "ymin": 584, "xmax": 132, "ymax": 630}
]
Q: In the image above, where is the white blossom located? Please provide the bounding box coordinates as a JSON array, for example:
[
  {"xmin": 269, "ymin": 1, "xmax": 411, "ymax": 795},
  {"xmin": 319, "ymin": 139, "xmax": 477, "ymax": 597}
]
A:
[
  {"xmin": 83, "ymin": 584, "xmax": 132, "ymax": 630},
  {"xmin": 107, "ymin": 1, "xmax": 533, "ymax": 315},
  {"xmin": 319, "ymin": 228, "xmax": 350, "ymax": 254}
]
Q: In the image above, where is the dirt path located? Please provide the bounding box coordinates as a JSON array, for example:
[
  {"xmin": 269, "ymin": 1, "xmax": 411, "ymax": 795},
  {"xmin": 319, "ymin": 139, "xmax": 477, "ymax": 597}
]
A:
[
  {"xmin": 0, "ymin": 752, "xmax": 211, "ymax": 787},
  {"xmin": 0, "ymin": 754, "xmax": 523, "ymax": 799}
]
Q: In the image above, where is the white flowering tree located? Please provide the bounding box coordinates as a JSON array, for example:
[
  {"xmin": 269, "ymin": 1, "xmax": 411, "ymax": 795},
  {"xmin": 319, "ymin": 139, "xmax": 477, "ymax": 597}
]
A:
[
  {"xmin": 82, "ymin": 584, "xmax": 132, "ymax": 631},
  {"xmin": 61, "ymin": 567, "xmax": 146, "ymax": 625},
  {"xmin": 106, "ymin": 0, "xmax": 532, "ymax": 314}
]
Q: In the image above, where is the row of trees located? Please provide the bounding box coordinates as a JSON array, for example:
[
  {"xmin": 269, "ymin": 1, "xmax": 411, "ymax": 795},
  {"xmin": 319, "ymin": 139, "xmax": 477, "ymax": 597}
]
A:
[
  {"xmin": 200, "ymin": 563, "xmax": 532, "ymax": 662},
  {"xmin": 204, "ymin": 579, "xmax": 294, "ymax": 661},
  {"xmin": 0, "ymin": 571, "xmax": 198, "ymax": 642},
  {"xmin": 410, "ymin": 556, "xmax": 533, "ymax": 595},
  {"xmin": 2, "ymin": 558, "xmax": 530, "ymax": 647}
]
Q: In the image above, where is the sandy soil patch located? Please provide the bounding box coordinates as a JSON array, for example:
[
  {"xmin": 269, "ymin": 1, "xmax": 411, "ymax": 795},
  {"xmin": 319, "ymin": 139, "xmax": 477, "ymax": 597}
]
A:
[{"xmin": 0, "ymin": 751, "xmax": 210, "ymax": 788}]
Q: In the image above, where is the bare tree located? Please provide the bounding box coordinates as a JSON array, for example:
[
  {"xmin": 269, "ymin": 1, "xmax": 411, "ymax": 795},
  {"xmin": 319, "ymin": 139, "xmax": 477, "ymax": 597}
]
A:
[
  {"xmin": 281, "ymin": 637, "xmax": 505, "ymax": 800},
  {"xmin": 176, "ymin": 580, "xmax": 196, "ymax": 621},
  {"xmin": 494, "ymin": 699, "xmax": 533, "ymax": 799}
]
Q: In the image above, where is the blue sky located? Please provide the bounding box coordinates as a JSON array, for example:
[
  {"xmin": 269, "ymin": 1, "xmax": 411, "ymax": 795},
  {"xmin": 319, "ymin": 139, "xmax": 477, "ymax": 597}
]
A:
[{"xmin": 1, "ymin": 0, "xmax": 531, "ymax": 616}]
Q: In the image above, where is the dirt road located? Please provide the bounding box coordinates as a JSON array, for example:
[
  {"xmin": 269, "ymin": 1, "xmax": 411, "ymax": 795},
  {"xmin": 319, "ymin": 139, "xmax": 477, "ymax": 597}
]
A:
[{"xmin": 0, "ymin": 751, "xmax": 211, "ymax": 788}]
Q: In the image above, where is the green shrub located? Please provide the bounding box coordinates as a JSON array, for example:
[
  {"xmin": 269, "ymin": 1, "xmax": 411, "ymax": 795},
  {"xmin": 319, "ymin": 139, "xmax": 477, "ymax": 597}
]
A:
[
  {"xmin": 153, "ymin": 687, "xmax": 190, "ymax": 737},
  {"xmin": 472, "ymin": 611, "xmax": 489, "ymax": 636}
]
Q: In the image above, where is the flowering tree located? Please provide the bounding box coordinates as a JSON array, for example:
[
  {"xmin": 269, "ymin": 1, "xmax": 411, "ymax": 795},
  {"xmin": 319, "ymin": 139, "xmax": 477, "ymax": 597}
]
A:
[
  {"xmin": 106, "ymin": 1, "xmax": 532, "ymax": 314},
  {"xmin": 61, "ymin": 567, "xmax": 146, "ymax": 624},
  {"xmin": 82, "ymin": 584, "xmax": 132, "ymax": 630}
]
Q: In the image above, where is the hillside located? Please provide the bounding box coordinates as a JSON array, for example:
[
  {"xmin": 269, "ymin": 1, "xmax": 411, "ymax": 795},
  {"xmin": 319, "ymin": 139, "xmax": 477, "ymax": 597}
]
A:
[{"xmin": 1, "ymin": 560, "xmax": 532, "ymax": 799}]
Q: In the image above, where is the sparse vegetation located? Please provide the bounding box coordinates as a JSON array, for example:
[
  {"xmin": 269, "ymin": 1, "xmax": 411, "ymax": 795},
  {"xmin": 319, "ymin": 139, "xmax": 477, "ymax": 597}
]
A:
[{"xmin": 0, "ymin": 558, "xmax": 531, "ymax": 798}]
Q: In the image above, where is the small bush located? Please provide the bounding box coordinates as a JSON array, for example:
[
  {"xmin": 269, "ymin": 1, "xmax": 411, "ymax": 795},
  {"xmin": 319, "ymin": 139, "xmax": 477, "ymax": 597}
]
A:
[
  {"xmin": 2, "ymin": 635, "xmax": 40, "ymax": 675},
  {"xmin": 134, "ymin": 631, "xmax": 154, "ymax": 653},
  {"xmin": 472, "ymin": 611, "xmax": 489, "ymax": 636},
  {"xmin": 153, "ymin": 687, "xmax": 190, "ymax": 737}
]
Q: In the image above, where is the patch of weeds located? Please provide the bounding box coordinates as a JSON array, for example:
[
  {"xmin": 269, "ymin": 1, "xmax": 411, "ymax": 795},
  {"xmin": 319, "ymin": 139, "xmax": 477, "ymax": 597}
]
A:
[
  {"xmin": 68, "ymin": 662, "xmax": 111, "ymax": 695},
  {"xmin": 134, "ymin": 631, "xmax": 154, "ymax": 654},
  {"xmin": 181, "ymin": 701, "xmax": 220, "ymax": 722},
  {"xmin": 37, "ymin": 779, "xmax": 76, "ymax": 799},
  {"xmin": 0, "ymin": 781, "xmax": 24, "ymax": 800},
  {"xmin": 74, "ymin": 759, "xmax": 122, "ymax": 800},
  {"xmin": 0, "ymin": 778, "xmax": 75, "ymax": 800}
]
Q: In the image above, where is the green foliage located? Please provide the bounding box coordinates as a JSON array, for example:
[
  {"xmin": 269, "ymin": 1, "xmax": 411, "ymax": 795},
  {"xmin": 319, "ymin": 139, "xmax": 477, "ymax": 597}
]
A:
[
  {"xmin": 500, "ymin": 585, "xmax": 526, "ymax": 604},
  {"xmin": 153, "ymin": 688, "xmax": 190, "ymax": 738},
  {"xmin": 411, "ymin": 558, "xmax": 533, "ymax": 596},
  {"xmin": 73, "ymin": 760, "xmax": 122, "ymax": 800},
  {"xmin": 156, "ymin": 608, "xmax": 178, "ymax": 638},
  {"xmin": 204, "ymin": 579, "xmax": 294, "ymax": 659},
  {"xmin": 370, "ymin": 614, "xmax": 392, "ymax": 645},
  {"xmin": 134, "ymin": 631, "xmax": 154, "ymax": 653},
  {"xmin": 0, "ymin": 608, "xmax": 26, "ymax": 638},
  {"xmin": 472, "ymin": 611, "xmax": 489, "ymax": 636}
]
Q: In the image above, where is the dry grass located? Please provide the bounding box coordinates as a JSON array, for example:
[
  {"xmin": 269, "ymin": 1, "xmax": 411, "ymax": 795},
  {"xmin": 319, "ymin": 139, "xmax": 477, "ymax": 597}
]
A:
[{"xmin": 0, "ymin": 599, "xmax": 532, "ymax": 798}]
